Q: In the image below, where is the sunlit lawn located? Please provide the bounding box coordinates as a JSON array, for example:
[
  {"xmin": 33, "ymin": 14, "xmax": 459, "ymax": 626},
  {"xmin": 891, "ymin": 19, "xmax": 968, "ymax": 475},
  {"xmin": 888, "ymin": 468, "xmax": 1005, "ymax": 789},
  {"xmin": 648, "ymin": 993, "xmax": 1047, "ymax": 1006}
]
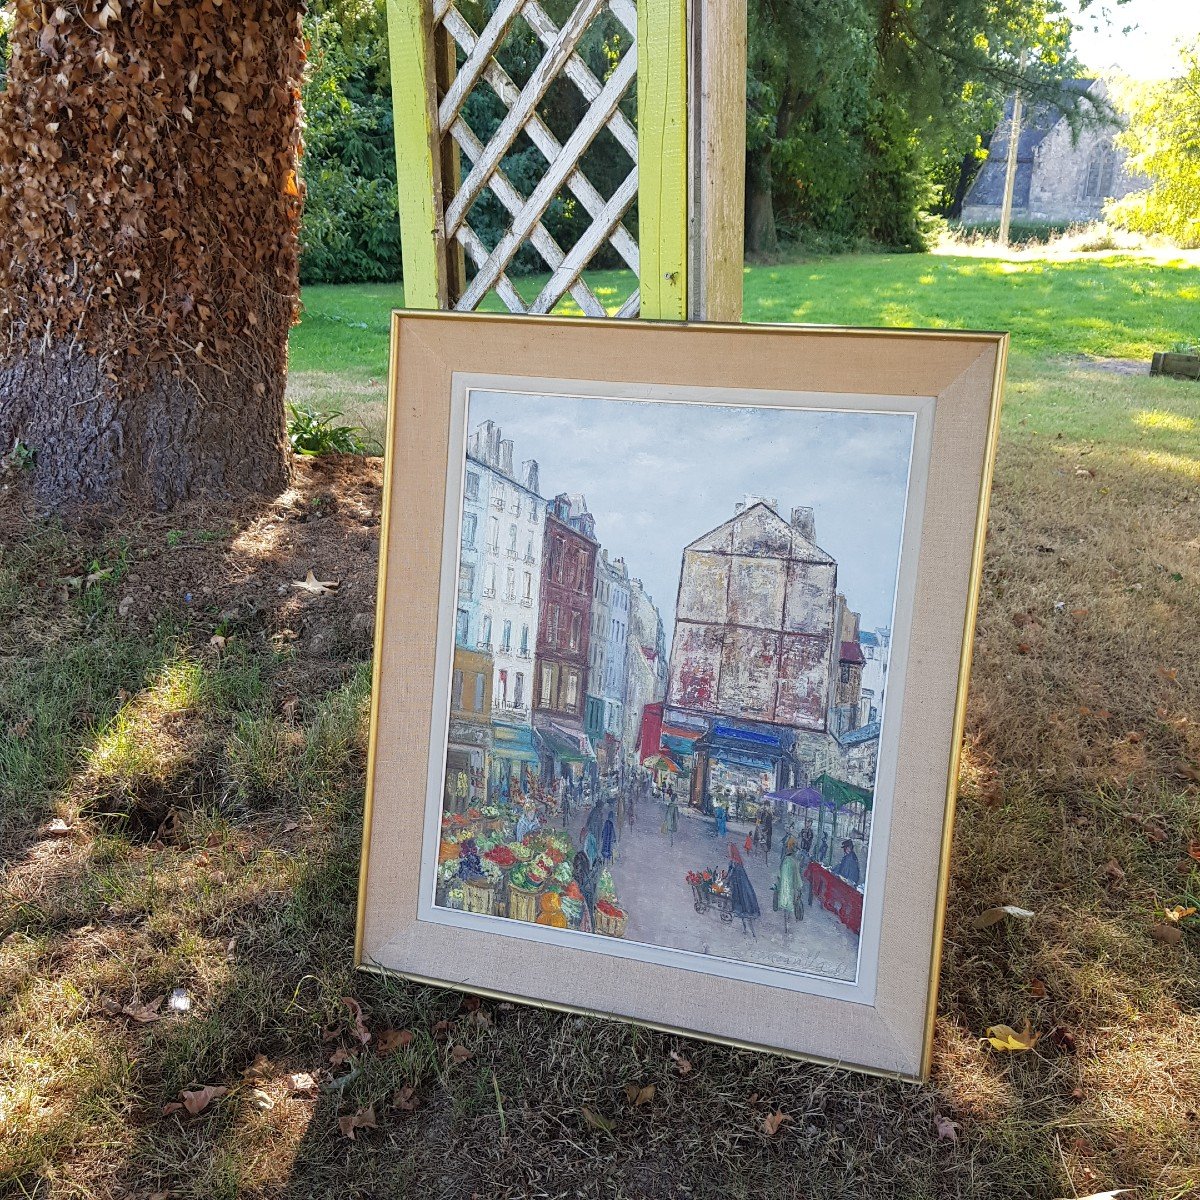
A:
[{"xmin": 289, "ymin": 252, "xmax": 1200, "ymax": 459}]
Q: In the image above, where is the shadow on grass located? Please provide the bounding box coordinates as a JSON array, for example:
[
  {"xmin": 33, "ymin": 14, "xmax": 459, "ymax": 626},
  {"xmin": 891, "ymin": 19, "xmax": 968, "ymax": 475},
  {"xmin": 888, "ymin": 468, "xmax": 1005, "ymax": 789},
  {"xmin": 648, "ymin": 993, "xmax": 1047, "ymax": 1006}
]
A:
[{"xmin": 1, "ymin": 432, "xmax": 1198, "ymax": 1199}]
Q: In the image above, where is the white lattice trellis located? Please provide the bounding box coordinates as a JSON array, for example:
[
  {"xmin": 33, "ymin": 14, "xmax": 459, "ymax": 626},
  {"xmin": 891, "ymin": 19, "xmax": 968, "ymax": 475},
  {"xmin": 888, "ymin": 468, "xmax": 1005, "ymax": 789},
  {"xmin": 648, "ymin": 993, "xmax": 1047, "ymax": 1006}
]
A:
[
  {"xmin": 437, "ymin": 0, "xmax": 641, "ymax": 316},
  {"xmin": 388, "ymin": 0, "xmax": 745, "ymax": 321}
]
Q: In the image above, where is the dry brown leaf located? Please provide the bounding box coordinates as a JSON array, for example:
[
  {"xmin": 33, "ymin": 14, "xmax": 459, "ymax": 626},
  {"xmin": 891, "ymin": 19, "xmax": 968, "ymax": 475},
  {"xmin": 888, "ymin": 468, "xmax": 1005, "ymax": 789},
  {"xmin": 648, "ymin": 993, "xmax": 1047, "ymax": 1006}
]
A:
[
  {"xmin": 1189, "ymin": 839, "xmax": 1200, "ymax": 862},
  {"xmin": 392, "ymin": 1084, "xmax": 419, "ymax": 1111},
  {"xmin": 375, "ymin": 1028, "xmax": 413, "ymax": 1056},
  {"xmin": 449, "ymin": 1044, "xmax": 472, "ymax": 1065},
  {"xmin": 933, "ymin": 1113, "xmax": 959, "ymax": 1143},
  {"xmin": 242, "ymin": 1053, "xmax": 272, "ymax": 1081},
  {"xmin": 762, "ymin": 1110, "xmax": 792, "ymax": 1137},
  {"xmin": 624, "ymin": 1082, "xmax": 656, "ymax": 1107},
  {"xmin": 337, "ymin": 1104, "xmax": 377, "ymax": 1140},
  {"xmin": 342, "ymin": 997, "xmax": 370, "ymax": 1045},
  {"xmin": 329, "ymin": 1045, "xmax": 353, "ymax": 1067},
  {"xmin": 1150, "ymin": 923, "xmax": 1183, "ymax": 945},
  {"xmin": 669, "ymin": 1049, "xmax": 693, "ymax": 1076},
  {"xmin": 1028, "ymin": 978, "xmax": 1047, "ymax": 999},
  {"xmin": 122, "ymin": 995, "xmax": 165, "ymax": 1023},
  {"xmin": 164, "ymin": 1084, "xmax": 227, "ymax": 1116},
  {"xmin": 431, "ymin": 1018, "xmax": 451, "ymax": 1041},
  {"xmin": 581, "ymin": 1106, "xmax": 615, "ymax": 1133},
  {"xmin": 293, "ymin": 570, "xmax": 339, "ymax": 596},
  {"xmin": 984, "ymin": 1020, "xmax": 1040, "ymax": 1052},
  {"xmin": 970, "ymin": 905, "xmax": 1035, "ymax": 929},
  {"xmin": 1103, "ymin": 859, "xmax": 1125, "ymax": 885}
]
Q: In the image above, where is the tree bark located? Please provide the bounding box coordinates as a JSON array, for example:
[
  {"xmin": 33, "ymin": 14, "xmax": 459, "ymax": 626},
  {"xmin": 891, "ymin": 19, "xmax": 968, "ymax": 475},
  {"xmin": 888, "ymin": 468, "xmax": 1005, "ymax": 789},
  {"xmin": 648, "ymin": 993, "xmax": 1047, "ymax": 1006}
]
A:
[
  {"xmin": 744, "ymin": 165, "xmax": 779, "ymax": 255},
  {"xmin": 0, "ymin": 0, "xmax": 305, "ymax": 510}
]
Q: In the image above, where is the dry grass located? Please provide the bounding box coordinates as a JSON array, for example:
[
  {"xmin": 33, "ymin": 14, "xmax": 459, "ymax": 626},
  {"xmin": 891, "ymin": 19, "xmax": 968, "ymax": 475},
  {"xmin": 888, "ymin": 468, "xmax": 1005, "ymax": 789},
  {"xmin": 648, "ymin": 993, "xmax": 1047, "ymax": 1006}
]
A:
[{"xmin": 1, "ymin": 393, "xmax": 1198, "ymax": 1199}]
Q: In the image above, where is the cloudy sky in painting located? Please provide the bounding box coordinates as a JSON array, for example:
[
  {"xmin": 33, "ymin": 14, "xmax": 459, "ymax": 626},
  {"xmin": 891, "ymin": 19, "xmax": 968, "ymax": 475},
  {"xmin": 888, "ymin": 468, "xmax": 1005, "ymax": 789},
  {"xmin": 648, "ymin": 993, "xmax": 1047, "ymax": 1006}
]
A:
[{"xmin": 467, "ymin": 389, "xmax": 915, "ymax": 640}]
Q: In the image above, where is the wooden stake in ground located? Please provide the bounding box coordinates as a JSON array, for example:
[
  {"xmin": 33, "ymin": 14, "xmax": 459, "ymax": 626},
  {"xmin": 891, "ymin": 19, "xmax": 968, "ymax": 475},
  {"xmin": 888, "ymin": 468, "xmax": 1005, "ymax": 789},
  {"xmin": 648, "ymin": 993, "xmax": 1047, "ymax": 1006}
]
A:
[{"xmin": 0, "ymin": 0, "xmax": 306, "ymax": 509}]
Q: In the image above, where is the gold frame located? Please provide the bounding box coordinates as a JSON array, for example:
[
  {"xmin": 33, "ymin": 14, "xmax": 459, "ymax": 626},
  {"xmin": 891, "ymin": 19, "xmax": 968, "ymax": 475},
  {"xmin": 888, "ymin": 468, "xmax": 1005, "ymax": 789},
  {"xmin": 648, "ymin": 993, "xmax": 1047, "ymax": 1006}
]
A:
[{"xmin": 355, "ymin": 311, "xmax": 1007, "ymax": 1081}]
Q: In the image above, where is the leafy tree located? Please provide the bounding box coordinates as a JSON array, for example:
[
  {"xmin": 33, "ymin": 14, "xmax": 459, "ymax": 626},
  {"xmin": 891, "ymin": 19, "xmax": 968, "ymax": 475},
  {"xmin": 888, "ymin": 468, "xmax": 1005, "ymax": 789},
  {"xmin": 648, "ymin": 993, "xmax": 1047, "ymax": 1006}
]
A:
[
  {"xmin": 1107, "ymin": 40, "xmax": 1200, "ymax": 248},
  {"xmin": 0, "ymin": 0, "xmax": 305, "ymax": 508},
  {"xmin": 744, "ymin": 0, "xmax": 1096, "ymax": 252}
]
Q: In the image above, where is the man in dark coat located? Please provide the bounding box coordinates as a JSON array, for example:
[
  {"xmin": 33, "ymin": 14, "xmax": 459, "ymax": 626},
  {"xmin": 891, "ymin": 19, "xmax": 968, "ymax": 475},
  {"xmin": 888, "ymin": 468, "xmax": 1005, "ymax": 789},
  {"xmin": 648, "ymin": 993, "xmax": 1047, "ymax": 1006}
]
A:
[{"xmin": 833, "ymin": 839, "xmax": 861, "ymax": 886}]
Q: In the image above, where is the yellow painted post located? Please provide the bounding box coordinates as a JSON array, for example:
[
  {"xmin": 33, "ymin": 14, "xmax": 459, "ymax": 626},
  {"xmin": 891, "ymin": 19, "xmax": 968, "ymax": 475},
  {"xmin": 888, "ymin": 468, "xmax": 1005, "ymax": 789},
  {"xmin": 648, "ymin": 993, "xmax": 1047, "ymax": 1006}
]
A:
[
  {"xmin": 636, "ymin": 0, "xmax": 689, "ymax": 321},
  {"xmin": 387, "ymin": 0, "xmax": 450, "ymax": 309}
]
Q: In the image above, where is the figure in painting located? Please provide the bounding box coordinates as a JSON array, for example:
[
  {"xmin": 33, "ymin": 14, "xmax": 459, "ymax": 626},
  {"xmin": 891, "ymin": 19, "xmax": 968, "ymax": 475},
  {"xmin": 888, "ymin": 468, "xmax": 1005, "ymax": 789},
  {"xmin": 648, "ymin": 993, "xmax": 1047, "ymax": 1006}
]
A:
[
  {"xmin": 833, "ymin": 839, "xmax": 861, "ymax": 886},
  {"xmin": 601, "ymin": 808, "xmax": 617, "ymax": 865},
  {"xmin": 773, "ymin": 842, "xmax": 804, "ymax": 930},
  {"xmin": 515, "ymin": 802, "xmax": 540, "ymax": 843},
  {"xmin": 726, "ymin": 843, "xmax": 760, "ymax": 935},
  {"xmin": 664, "ymin": 792, "xmax": 679, "ymax": 847}
]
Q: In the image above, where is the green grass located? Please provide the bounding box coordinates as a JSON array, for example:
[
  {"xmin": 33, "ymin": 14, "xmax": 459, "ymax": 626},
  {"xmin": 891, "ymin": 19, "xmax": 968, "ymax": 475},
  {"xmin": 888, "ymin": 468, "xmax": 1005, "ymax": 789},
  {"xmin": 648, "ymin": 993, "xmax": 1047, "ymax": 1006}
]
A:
[{"xmin": 290, "ymin": 253, "xmax": 1200, "ymax": 381}]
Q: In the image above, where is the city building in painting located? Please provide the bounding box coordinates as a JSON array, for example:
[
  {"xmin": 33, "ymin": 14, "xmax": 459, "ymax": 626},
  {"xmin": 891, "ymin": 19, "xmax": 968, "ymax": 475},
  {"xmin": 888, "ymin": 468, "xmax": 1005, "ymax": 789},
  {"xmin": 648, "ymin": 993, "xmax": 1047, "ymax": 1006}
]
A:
[{"xmin": 533, "ymin": 493, "xmax": 599, "ymax": 781}]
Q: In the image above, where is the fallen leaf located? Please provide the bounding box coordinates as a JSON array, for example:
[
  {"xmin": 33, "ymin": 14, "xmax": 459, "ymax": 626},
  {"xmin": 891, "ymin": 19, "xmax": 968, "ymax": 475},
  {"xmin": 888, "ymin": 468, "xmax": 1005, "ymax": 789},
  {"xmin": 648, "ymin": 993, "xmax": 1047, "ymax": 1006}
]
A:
[
  {"xmin": 45, "ymin": 816, "xmax": 72, "ymax": 836},
  {"xmin": 1016, "ymin": 641, "xmax": 1033, "ymax": 655},
  {"xmin": 122, "ymin": 995, "xmax": 165, "ymax": 1023},
  {"xmin": 375, "ymin": 1028, "xmax": 413, "ymax": 1056},
  {"xmin": 669, "ymin": 1049, "xmax": 693, "ymax": 1076},
  {"xmin": 1189, "ymin": 839, "xmax": 1200, "ymax": 862},
  {"xmin": 287, "ymin": 1072, "xmax": 317, "ymax": 1093},
  {"xmin": 1049, "ymin": 1026, "xmax": 1077, "ymax": 1052},
  {"xmin": 1124, "ymin": 730, "xmax": 1142, "ymax": 744},
  {"xmin": 1075, "ymin": 466, "xmax": 1096, "ymax": 478},
  {"xmin": 984, "ymin": 1020, "xmax": 1040, "ymax": 1052},
  {"xmin": 1103, "ymin": 859, "xmax": 1125, "ymax": 885},
  {"xmin": 464, "ymin": 1007, "xmax": 492, "ymax": 1028},
  {"xmin": 293, "ymin": 570, "xmax": 339, "ymax": 596},
  {"xmin": 1028, "ymin": 978, "xmax": 1047, "ymax": 999},
  {"xmin": 1157, "ymin": 666, "xmax": 1179, "ymax": 683},
  {"xmin": 246, "ymin": 1087, "xmax": 274, "ymax": 1111},
  {"xmin": 1151, "ymin": 923, "xmax": 1183, "ymax": 945},
  {"xmin": 933, "ymin": 1113, "xmax": 959, "ymax": 1143},
  {"xmin": 1164, "ymin": 905, "xmax": 1197, "ymax": 924},
  {"xmin": 329, "ymin": 1046, "xmax": 354, "ymax": 1067},
  {"xmin": 431, "ymin": 1019, "xmax": 451, "ymax": 1041},
  {"xmin": 337, "ymin": 1104, "xmax": 377, "ymax": 1140},
  {"xmin": 449, "ymin": 1044, "xmax": 472, "ymax": 1064},
  {"xmin": 342, "ymin": 997, "xmax": 371, "ymax": 1045},
  {"xmin": 242, "ymin": 1053, "xmax": 272, "ymax": 1081},
  {"xmin": 165, "ymin": 1084, "xmax": 227, "ymax": 1116},
  {"xmin": 971, "ymin": 905, "xmax": 1035, "ymax": 929},
  {"xmin": 459, "ymin": 995, "xmax": 482, "ymax": 1013},
  {"xmin": 392, "ymin": 1084, "xmax": 419, "ymax": 1111},
  {"xmin": 580, "ymin": 1106, "xmax": 615, "ymax": 1133},
  {"xmin": 1178, "ymin": 764, "xmax": 1200, "ymax": 785},
  {"xmin": 624, "ymin": 1082, "xmax": 655, "ymax": 1107},
  {"xmin": 10, "ymin": 716, "xmax": 32, "ymax": 739},
  {"xmin": 1176, "ymin": 859, "xmax": 1197, "ymax": 875},
  {"xmin": 209, "ymin": 634, "xmax": 226, "ymax": 652},
  {"xmin": 762, "ymin": 1110, "xmax": 792, "ymax": 1137}
]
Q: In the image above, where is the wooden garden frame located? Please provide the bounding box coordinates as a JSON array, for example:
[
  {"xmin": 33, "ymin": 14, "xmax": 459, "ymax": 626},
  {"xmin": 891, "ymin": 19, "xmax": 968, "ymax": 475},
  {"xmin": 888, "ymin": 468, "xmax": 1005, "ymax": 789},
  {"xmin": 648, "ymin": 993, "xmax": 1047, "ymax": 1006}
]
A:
[{"xmin": 385, "ymin": 0, "xmax": 745, "ymax": 321}]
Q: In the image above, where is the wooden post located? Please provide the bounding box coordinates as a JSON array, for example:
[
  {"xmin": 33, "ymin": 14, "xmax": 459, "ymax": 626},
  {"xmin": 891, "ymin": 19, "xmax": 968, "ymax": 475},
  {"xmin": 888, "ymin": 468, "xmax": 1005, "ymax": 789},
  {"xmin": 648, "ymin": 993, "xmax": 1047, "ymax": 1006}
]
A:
[
  {"xmin": 998, "ymin": 49, "xmax": 1027, "ymax": 248},
  {"xmin": 637, "ymin": 0, "xmax": 689, "ymax": 320},
  {"xmin": 387, "ymin": 0, "xmax": 450, "ymax": 309},
  {"xmin": 687, "ymin": 0, "xmax": 747, "ymax": 321}
]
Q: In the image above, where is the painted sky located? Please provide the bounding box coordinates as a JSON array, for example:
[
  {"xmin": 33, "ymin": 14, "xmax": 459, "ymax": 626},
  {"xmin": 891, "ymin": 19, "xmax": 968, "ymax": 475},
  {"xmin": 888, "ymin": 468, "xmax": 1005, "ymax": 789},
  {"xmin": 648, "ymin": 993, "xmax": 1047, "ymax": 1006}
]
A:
[{"xmin": 467, "ymin": 389, "xmax": 915, "ymax": 643}]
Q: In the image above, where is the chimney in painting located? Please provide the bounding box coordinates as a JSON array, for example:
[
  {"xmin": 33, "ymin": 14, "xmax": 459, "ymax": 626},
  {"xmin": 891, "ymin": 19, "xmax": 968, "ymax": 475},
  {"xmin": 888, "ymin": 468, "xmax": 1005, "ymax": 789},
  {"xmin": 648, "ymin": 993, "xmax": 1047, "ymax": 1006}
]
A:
[
  {"xmin": 499, "ymin": 438, "xmax": 514, "ymax": 477},
  {"xmin": 790, "ymin": 506, "xmax": 816, "ymax": 541},
  {"xmin": 521, "ymin": 459, "xmax": 539, "ymax": 492}
]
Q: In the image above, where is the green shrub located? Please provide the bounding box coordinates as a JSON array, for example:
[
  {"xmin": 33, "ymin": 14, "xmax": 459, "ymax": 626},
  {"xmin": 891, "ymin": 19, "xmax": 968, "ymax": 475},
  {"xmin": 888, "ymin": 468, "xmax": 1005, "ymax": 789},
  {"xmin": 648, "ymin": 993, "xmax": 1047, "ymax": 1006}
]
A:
[{"xmin": 286, "ymin": 405, "xmax": 370, "ymax": 456}]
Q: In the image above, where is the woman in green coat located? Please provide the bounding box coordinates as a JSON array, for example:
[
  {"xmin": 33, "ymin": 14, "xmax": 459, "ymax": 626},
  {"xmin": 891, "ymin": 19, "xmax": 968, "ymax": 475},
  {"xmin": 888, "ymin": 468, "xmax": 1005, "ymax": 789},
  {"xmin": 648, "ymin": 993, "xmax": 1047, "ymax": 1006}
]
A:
[{"xmin": 774, "ymin": 847, "xmax": 804, "ymax": 924}]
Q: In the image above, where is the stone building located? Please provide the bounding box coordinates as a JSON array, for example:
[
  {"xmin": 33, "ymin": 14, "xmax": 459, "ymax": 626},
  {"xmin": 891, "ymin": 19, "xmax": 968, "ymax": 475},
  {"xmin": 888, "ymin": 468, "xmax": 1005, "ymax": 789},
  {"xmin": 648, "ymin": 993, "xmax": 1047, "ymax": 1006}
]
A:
[
  {"xmin": 858, "ymin": 627, "xmax": 890, "ymax": 726},
  {"xmin": 667, "ymin": 498, "xmax": 838, "ymax": 731},
  {"xmin": 533, "ymin": 493, "xmax": 598, "ymax": 781},
  {"xmin": 621, "ymin": 576, "xmax": 667, "ymax": 766},
  {"xmin": 586, "ymin": 550, "xmax": 631, "ymax": 774},
  {"xmin": 961, "ymin": 79, "xmax": 1140, "ymax": 225},
  {"xmin": 446, "ymin": 645, "xmax": 493, "ymax": 811},
  {"xmin": 462, "ymin": 420, "xmax": 545, "ymax": 791}
]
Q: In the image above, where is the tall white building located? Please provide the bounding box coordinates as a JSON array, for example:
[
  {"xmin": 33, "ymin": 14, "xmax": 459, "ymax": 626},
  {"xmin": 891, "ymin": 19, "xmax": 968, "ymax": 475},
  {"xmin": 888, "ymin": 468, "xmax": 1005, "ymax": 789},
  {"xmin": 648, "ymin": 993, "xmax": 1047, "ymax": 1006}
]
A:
[
  {"xmin": 465, "ymin": 420, "xmax": 546, "ymax": 790},
  {"xmin": 858, "ymin": 627, "xmax": 890, "ymax": 725},
  {"xmin": 622, "ymin": 575, "xmax": 667, "ymax": 764},
  {"xmin": 587, "ymin": 550, "xmax": 630, "ymax": 766}
]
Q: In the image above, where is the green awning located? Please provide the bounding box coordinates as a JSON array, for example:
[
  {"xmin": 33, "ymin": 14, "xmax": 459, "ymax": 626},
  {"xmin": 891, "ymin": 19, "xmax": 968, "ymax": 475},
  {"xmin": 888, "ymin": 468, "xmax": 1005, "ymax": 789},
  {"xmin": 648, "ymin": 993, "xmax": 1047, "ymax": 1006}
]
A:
[
  {"xmin": 536, "ymin": 727, "xmax": 588, "ymax": 763},
  {"xmin": 812, "ymin": 773, "xmax": 873, "ymax": 811}
]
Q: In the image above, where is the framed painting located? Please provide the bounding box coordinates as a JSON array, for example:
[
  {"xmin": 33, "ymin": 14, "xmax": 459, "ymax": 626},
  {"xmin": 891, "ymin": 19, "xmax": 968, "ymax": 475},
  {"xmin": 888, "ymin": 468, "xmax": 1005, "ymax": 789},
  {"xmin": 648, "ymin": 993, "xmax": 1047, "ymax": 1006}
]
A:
[{"xmin": 356, "ymin": 312, "xmax": 1006, "ymax": 1080}]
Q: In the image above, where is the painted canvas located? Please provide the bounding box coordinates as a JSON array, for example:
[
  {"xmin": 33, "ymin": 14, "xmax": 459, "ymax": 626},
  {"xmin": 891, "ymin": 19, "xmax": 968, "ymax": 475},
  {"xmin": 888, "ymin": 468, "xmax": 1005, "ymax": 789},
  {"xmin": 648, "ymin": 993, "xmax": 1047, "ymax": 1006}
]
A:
[{"xmin": 429, "ymin": 385, "xmax": 917, "ymax": 989}]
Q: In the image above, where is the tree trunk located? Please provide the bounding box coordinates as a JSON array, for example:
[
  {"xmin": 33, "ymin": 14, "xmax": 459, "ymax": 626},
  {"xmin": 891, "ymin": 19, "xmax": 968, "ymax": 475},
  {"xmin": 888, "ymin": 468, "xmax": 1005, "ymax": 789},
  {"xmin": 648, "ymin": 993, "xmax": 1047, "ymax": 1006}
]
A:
[
  {"xmin": 0, "ymin": 0, "xmax": 306, "ymax": 510},
  {"xmin": 744, "ymin": 166, "xmax": 779, "ymax": 255}
]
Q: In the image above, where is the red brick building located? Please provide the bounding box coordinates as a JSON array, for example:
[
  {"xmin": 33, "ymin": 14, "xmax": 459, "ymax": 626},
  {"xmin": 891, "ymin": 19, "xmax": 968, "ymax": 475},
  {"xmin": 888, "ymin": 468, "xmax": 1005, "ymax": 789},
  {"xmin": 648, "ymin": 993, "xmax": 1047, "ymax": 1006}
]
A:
[{"xmin": 533, "ymin": 493, "xmax": 598, "ymax": 779}]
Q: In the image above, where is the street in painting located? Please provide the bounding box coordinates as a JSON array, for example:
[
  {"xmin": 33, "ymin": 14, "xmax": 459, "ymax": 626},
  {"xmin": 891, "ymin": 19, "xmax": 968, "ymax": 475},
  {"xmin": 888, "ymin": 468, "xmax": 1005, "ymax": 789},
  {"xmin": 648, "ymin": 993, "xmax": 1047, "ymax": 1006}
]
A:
[{"xmin": 433, "ymin": 389, "xmax": 914, "ymax": 984}]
